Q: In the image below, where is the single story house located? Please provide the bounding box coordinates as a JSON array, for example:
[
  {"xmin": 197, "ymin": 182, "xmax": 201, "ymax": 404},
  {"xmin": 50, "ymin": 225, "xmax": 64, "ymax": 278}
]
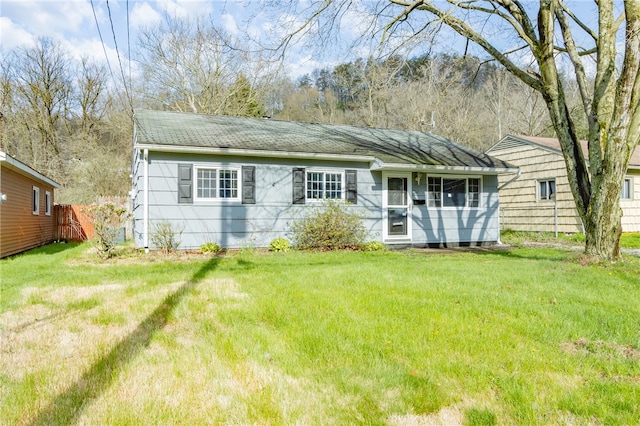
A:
[
  {"xmin": 0, "ymin": 151, "xmax": 60, "ymax": 258},
  {"xmin": 131, "ymin": 110, "xmax": 518, "ymax": 250},
  {"xmin": 486, "ymin": 135, "xmax": 640, "ymax": 233}
]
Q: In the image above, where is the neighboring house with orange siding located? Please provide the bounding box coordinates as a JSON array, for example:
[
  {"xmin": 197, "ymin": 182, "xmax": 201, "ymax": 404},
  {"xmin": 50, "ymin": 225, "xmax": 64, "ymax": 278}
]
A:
[
  {"xmin": 0, "ymin": 151, "xmax": 60, "ymax": 258},
  {"xmin": 486, "ymin": 135, "xmax": 640, "ymax": 233}
]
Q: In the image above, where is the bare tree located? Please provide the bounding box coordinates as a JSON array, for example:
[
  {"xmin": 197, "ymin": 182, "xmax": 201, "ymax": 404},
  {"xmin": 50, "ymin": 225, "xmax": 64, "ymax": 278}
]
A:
[
  {"xmin": 5, "ymin": 37, "xmax": 73, "ymax": 177},
  {"xmin": 136, "ymin": 14, "xmax": 276, "ymax": 117},
  {"xmin": 276, "ymin": 0, "xmax": 640, "ymax": 260},
  {"xmin": 75, "ymin": 57, "xmax": 111, "ymax": 134}
]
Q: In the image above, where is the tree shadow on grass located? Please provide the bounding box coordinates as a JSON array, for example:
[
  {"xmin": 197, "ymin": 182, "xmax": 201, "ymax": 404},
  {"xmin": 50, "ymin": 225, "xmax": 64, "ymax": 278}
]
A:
[{"xmin": 27, "ymin": 257, "xmax": 220, "ymax": 426}]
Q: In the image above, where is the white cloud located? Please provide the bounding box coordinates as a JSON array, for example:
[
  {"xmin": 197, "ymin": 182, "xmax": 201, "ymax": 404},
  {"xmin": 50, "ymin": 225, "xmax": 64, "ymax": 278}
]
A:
[
  {"xmin": 0, "ymin": 17, "xmax": 37, "ymax": 51},
  {"xmin": 2, "ymin": 0, "xmax": 94, "ymax": 39},
  {"xmin": 65, "ymin": 37, "xmax": 115, "ymax": 64},
  {"xmin": 220, "ymin": 13, "xmax": 239, "ymax": 36},
  {"xmin": 157, "ymin": 0, "xmax": 213, "ymax": 18},
  {"xmin": 130, "ymin": 2, "xmax": 163, "ymax": 29}
]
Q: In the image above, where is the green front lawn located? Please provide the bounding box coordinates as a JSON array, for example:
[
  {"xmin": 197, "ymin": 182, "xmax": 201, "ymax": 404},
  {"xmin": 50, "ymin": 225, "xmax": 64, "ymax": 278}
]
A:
[{"xmin": 1, "ymin": 243, "xmax": 639, "ymax": 425}]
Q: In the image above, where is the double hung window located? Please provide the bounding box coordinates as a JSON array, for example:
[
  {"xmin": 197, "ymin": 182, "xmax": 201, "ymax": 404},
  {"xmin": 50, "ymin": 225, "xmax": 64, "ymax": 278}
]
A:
[
  {"xmin": 45, "ymin": 191, "xmax": 51, "ymax": 215},
  {"xmin": 306, "ymin": 171, "xmax": 343, "ymax": 200},
  {"xmin": 538, "ymin": 179, "xmax": 556, "ymax": 201},
  {"xmin": 32, "ymin": 186, "xmax": 40, "ymax": 215},
  {"xmin": 427, "ymin": 176, "xmax": 480, "ymax": 208},
  {"xmin": 195, "ymin": 167, "xmax": 239, "ymax": 201}
]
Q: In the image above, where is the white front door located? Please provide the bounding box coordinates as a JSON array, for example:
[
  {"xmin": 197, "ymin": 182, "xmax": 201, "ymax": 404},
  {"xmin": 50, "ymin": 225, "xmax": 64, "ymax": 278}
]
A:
[{"xmin": 383, "ymin": 172, "xmax": 412, "ymax": 241}]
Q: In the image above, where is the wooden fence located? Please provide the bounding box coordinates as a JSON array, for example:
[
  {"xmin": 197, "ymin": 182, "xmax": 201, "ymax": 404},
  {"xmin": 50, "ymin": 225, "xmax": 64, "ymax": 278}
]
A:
[
  {"xmin": 54, "ymin": 196, "xmax": 129, "ymax": 242},
  {"xmin": 54, "ymin": 205, "xmax": 93, "ymax": 242}
]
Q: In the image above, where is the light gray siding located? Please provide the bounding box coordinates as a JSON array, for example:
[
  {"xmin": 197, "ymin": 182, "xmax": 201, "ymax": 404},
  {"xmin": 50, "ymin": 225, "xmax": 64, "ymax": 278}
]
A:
[
  {"xmin": 134, "ymin": 152, "xmax": 380, "ymax": 249},
  {"xmin": 133, "ymin": 151, "xmax": 502, "ymax": 250},
  {"xmin": 409, "ymin": 174, "xmax": 500, "ymax": 246}
]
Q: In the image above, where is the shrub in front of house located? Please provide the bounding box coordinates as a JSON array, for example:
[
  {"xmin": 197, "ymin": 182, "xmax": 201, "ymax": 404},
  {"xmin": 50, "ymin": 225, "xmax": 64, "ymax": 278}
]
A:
[
  {"xmin": 290, "ymin": 200, "xmax": 368, "ymax": 250},
  {"xmin": 200, "ymin": 242, "xmax": 223, "ymax": 254},
  {"xmin": 150, "ymin": 221, "xmax": 183, "ymax": 255},
  {"xmin": 361, "ymin": 241, "xmax": 387, "ymax": 252},
  {"xmin": 269, "ymin": 237, "xmax": 291, "ymax": 252}
]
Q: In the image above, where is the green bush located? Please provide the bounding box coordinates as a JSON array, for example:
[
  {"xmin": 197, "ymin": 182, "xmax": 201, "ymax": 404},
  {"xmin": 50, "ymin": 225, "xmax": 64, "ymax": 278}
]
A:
[
  {"xmin": 269, "ymin": 237, "xmax": 291, "ymax": 252},
  {"xmin": 362, "ymin": 241, "xmax": 387, "ymax": 251},
  {"xmin": 290, "ymin": 200, "xmax": 368, "ymax": 250},
  {"xmin": 150, "ymin": 221, "xmax": 183, "ymax": 255},
  {"xmin": 200, "ymin": 242, "xmax": 223, "ymax": 254}
]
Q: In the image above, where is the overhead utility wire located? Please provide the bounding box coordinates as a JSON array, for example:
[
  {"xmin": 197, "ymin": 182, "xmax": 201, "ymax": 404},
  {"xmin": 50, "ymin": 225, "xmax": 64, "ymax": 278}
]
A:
[
  {"xmin": 126, "ymin": 0, "xmax": 132, "ymax": 110},
  {"xmin": 106, "ymin": 0, "xmax": 134, "ymax": 114},
  {"xmin": 90, "ymin": 0, "xmax": 131, "ymax": 115},
  {"xmin": 90, "ymin": 0, "xmax": 117, "ymax": 87}
]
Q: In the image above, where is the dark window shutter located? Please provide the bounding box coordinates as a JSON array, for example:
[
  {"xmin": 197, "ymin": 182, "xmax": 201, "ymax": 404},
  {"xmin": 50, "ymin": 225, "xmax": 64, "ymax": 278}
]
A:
[
  {"xmin": 346, "ymin": 169, "xmax": 357, "ymax": 204},
  {"xmin": 178, "ymin": 164, "xmax": 193, "ymax": 204},
  {"xmin": 292, "ymin": 167, "xmax": 305, "ymax": 204},
  {"xmin": 242, "ymin": 166, "xmax": 256, "ymax": 204}
]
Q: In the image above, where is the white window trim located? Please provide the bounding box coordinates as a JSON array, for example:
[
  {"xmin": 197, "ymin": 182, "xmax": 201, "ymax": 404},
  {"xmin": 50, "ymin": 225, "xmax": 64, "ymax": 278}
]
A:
[
  {"xmin": 305, "ymin": 169, "xmax": 346, "ymax": 202},
  {"xmin": 45, "ymin": 191, "xmax": 52, "ymax": 216},
  {"xmin": 537, "ymin": 178, "xmax": 556, "ymax": 202},
  {"xmin": 426, "ymin": 175, "xmax": 483, "ymax": 209},
  {"xmin": 193, "ymin": 165, "xmax": 242, "ymax": 203},
  {"xmin": 32, "ymin": 186, "xmax": 40, "ymax": 215},
  {"xmin": 621, "ymin": 177, "xmax": 633, "ymax": 201}
]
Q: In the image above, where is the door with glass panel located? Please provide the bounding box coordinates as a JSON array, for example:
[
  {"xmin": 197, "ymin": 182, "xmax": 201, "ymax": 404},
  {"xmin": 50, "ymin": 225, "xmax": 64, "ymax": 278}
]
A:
[{"xmin": 383, "ymin": 173, "xmax": 411, "ymax": 239}]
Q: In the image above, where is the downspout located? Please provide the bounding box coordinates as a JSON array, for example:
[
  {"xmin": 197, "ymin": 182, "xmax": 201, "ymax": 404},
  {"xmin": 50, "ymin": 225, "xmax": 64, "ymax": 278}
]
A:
[
  {"xmin": 143, "ymin": 149, "xmax": 149, "ymax": 251},
  {"xmin": 497, "ymin": 168, "xmax": 522, "ymax": 244},
  {"xmin": 498, "ymin": 168, "xmax": 521, "ymax": 190}
]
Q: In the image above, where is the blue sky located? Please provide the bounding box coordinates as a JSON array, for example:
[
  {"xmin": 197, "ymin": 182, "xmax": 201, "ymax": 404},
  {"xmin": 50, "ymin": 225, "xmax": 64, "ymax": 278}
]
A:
[
  {"xmin": 0, "ymin": 0, "xmax": 351, "ymax": 79},
  {"xmin": 1, "ymin": 0, "xmax": 605, "ymax": 82}
]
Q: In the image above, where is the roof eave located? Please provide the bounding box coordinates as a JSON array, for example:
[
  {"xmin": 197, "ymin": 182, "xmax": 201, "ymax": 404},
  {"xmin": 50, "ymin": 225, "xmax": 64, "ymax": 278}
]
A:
[
  {"xmin": 135, "ymin": 143, "xmax": 377, "ymax": 163},
  {"xmin": 370, "ymin": 162, "xmax": 519, "ymax": 174},
  {"xmin": 0, "ymin": 152, "xmax": 61, "ymax": 188}
]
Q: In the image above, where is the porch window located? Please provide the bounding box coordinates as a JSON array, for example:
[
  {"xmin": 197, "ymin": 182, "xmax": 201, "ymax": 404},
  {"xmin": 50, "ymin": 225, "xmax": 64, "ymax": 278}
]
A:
[
  {"xmin": 427, "ymin": 176, "xmax": 481, "ymax": 208},
  {"xmin": 195, "ymin": 167, "xmax": 239, "ymax": 201},
  {"xmin": 538, "ymin": 179, "xmax": 556, "ymax": 201},
  {"xmin": 621, "ymin": 178, "xmax": 632, "ymax": 200},
  {"xmin": 306, "ymin": 171, "xmax": 343, "ymax": 200},
  {"xmin": 32, "ymin": 186, "xmax": 40, "ymax": 215}
]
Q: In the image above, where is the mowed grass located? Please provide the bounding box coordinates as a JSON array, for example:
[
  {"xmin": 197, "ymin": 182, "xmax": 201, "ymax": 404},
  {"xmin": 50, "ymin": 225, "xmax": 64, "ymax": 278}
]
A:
[{"xmin": 1, "ymin": 243, "xmax": 639, "ymax": 425}]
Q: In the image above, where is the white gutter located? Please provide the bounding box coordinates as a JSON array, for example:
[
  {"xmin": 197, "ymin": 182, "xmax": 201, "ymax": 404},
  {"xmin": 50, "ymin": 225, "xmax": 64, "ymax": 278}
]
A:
[
  {"xmin": 371, "ymin": 162, "xmax": 520, "ymax": 175},
  {"xmin": 498, "ymin": 168, "xmax": 522, "ymax": 189},
  {"xmin": 143, "ymin": 149, "xmax": 149, "ymax": 250},
  {"xmin": 134, "ymin": 144, "xmax": 376, "ymax": 163}
]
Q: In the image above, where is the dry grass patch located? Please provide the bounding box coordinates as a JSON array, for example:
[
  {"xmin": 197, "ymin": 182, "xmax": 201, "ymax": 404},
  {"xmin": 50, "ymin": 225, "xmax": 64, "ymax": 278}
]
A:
[
  {"xmin": 560, "ymin": 338, "xmax": 640, "ymax": 361},
  {"xmin": 388, "ymin": 407, "xmax": 465, "ymax": 426},
  {"xmin": 1, "ymin": 281, "xmax": 183, "ymax": 425}
]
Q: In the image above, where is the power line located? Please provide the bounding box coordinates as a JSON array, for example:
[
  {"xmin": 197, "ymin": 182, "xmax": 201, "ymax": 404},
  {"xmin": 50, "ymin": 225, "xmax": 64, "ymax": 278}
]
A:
[
  {"xmin": 90, "ymin": 0, "xmax": 132, "ymax": 115},
  {"xmin": 106, "ymin": 0, "xmax": 134, "ymax": 114},
  {"xmin": 126, "ymin": 0, "xmax": 132, "ymax": 110},
  {"xmin": 90, "ymin": 0, "xmax": 116, "ymax": 86}
]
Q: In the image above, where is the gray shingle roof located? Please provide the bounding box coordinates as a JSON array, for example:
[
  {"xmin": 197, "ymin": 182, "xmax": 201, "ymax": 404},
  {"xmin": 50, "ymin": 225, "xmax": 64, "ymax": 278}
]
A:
[{"xmin": 134, "ymin": 109, "xmax": 515, "ymax": 170}]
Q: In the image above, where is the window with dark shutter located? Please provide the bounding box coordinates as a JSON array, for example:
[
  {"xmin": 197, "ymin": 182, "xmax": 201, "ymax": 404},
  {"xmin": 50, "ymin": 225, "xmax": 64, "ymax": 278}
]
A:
[
  {"xmin": 178, "ymin": 164, "xmax": 193, "ymax": 204},
  {"xmin": 242, "ymin": 166, "xmax": 256, "ymax": 204},
  {"xmin": 292, "ymin": 167, "xmax": 305, "ymax": 204},
  {"xmin": 345, "ymin": 169, "xmax": 357, "ymax": 204}
]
